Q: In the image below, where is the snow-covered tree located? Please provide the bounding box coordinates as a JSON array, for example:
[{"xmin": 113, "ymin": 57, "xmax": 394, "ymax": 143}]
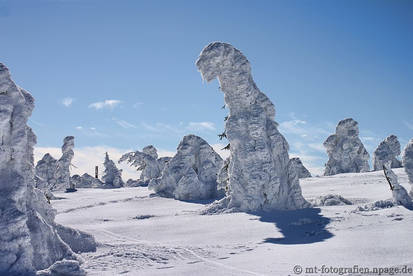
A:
[
  {"xmin": 119, "ymin": 145, "xmax": 171, "ymax": 185},
  {"xmin": 0, "ymin": 63, "xmax": 94, "ymax": 275},
  {"xmin": 71, "ymin": 173, "xmax": 103, "ymax": 188},
  {"xmin": 35, "ymin": 153, "xmax": 58, "ymax": 191},
  {"xmin": 372, "ymin": 135, "xmax": 402, "ymax": 171},
  {"xmin": 289, "ymin": 157, "xmax": 312, "ymax": 178},
  {"xmin": 196, "ymin": 42, "xmax": 309, "ymax": 211},
  {"xmin": 149, "ymin": 135, "xmax": 223, "ymax": 200},
  {"xmin": 35, "ymin": 136, "xmax": 76, "ymax": 192},
  {"xmin": 324, "ymin": 118, "xmax": 370, "ymax": 176},
  {"xmin": 103, "ymin": 152, "xmax": 124, "ymax": 188},
  {"xmin": 383, "ymin": 162, "xmax": 413, "ymax": 209},
  {"xmin": 402, "ymin": 139, "xmax": 413, "ymax": 197}
]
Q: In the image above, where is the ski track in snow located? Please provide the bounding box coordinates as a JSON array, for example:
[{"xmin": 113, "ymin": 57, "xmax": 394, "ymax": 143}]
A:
[
  {"xmin": 59, "ymin": 195, "xmax": 148, "ymax": 214},
  {"xmin": 97, "ymin": 229, "xmax": 263, "ymax": 276}
]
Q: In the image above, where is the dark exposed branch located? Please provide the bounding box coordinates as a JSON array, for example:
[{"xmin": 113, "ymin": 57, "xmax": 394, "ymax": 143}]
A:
[
  {"xmin": 218, "ymin": 131, "xmax": 227, "ymax": 140},
  {"xmin": 383, "ymin": 165, "xmax": 394, "ymax": 191}
]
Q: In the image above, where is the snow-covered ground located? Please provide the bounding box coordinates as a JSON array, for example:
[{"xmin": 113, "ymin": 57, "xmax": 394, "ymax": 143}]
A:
[{"xmin": 53, "ymin": 168, "xmax": 413, "ymax": 276}]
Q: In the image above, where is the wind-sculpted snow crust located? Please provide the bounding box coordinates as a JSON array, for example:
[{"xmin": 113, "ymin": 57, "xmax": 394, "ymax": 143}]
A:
[
  {"xmin": 372, "ymin": 135, "xmax": 402, "ymax": 171},
  {"xmin": 324, "ymin": 118, "xmax": 370, "ymax": 176},
  {"xmin": 149, "ymin": 135, "xmax": 223, "ymax": 200},
  {"xmin": 0, "ymin": 63, "xmax": 94, "ymax": 275},
  {"xmin": 119, "ymin": 145, "xmax": 171, "ymax": 186},
  {"xmin": 403, "ymin": 139, "xmax": 413, "ymax": 196},
  {"xmin": 196, "ymin": 42, "xmax": 309, "ymax": 211}
]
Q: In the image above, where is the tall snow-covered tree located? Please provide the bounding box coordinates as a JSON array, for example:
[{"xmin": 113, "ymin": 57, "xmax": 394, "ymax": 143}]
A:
[
  {"xmin": 196, "ymin": 42, "xmax": 309, "ymax": 211},
  {"xmin": 103, "ymin": 152, "xmax": 124, "ymax": 188},
  {"xmin": 323, "ymin": 118, "xmax": 370, "ymax": 176}
]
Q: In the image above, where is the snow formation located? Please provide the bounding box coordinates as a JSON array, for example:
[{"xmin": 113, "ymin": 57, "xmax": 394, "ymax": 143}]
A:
[
  {"xmin": 35, "ymin": 136, "xmax": 75, "ymax": 192},
  {"xmin": 402, "ymin": 139, "xmax": 413, "ymax": 196},
  {"xmin": 289, "ymin": 157, "xmax": 312, "ymax": 178},
  {"xmin": 36, "ymin": 259, "xmax": 86, "ymax": 276},
  {"xmin": 125, "ymin": 179, "xmax": 144, "ymax": 187},
  {"xmin": 71, "ymin": 173, "xmax": 103, "ymax": 188},
  {"xmin": 149, "ymin": 134, "xmax": 223, "ymax": 200},
  {"xmin": 102, "ymin": 152, "xmax": 124, "ymax": 188},
  {"xmin": 196, "ymin": 42, "xmax": 309, "ymax": 211},
  {"xmin": 0, "ymin": 63, "xmax": 94, "ymax": 275},
  {"xmin": 55, "ymin": 136, "xmax": 75, "ymax": 191},
  {"xmin": 311, "ymin": 194, "xmax": 352, "ymax": 206},
  {"xmin": 372, "ymin": 135, "xmax": 402, "ymax": 171},
  {"xmin": 35, "ymin": 153, "xmax": 58, "ymax": 191},
  {"xmin": 119, "ymin": 145, "xmax": 171, "ymax": 186},
  {"xmin": 383, "ymin": 162, "xmax": 413, "ymax": 209},
  {"xmin": 323, "ymin": 118, "xmax": 370, "ymax": 176}
]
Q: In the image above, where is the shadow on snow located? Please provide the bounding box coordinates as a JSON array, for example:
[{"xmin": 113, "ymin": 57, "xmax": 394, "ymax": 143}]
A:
[{"xmin": 251, "ymin": 208, "xmax": 333, "ymax": 245}]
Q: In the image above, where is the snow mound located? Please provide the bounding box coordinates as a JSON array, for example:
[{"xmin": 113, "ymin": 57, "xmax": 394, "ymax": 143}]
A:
[
  {"xmin": 55, "ymin": 224, "xmax": 97, "ymax": 253},
  {"xmin": 196, "ymin": 41, "xmax": 309, "ymax": 211},
  {"xmin": 36, "ymin": 259, "xmax": 85, "ymax": 276},
  {"xmin": 372, "ymin": 135, "xmax": 402, "ymax": 171},
  {"xmin": 149, "ymin": 134, "xmax": 223, "ymax": 200},
  {"xmin": 311, "ymin": 194, "xmax": 352, "ymax": 206},
  {"xmin": 324, "ymin": 118, "xmax": 370, "ymax": 176},
  {"xmin": 355, "ymin": 200, "xmax": 395, "ymax": 212},
  {"xmin": 125, "ymin": 178, "xmax": 145, "ymax": 187}
]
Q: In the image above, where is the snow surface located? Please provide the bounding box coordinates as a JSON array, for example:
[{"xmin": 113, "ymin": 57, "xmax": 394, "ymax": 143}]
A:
[{"xmin": 52, "ymin": 168, "xmax": 413, "ymax": 275}]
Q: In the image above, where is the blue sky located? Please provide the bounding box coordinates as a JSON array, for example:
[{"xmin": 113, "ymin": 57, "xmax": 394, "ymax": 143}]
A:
[{"xmin": 1, "ymin": 0, "xmax": 412, "ymax": 175}]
